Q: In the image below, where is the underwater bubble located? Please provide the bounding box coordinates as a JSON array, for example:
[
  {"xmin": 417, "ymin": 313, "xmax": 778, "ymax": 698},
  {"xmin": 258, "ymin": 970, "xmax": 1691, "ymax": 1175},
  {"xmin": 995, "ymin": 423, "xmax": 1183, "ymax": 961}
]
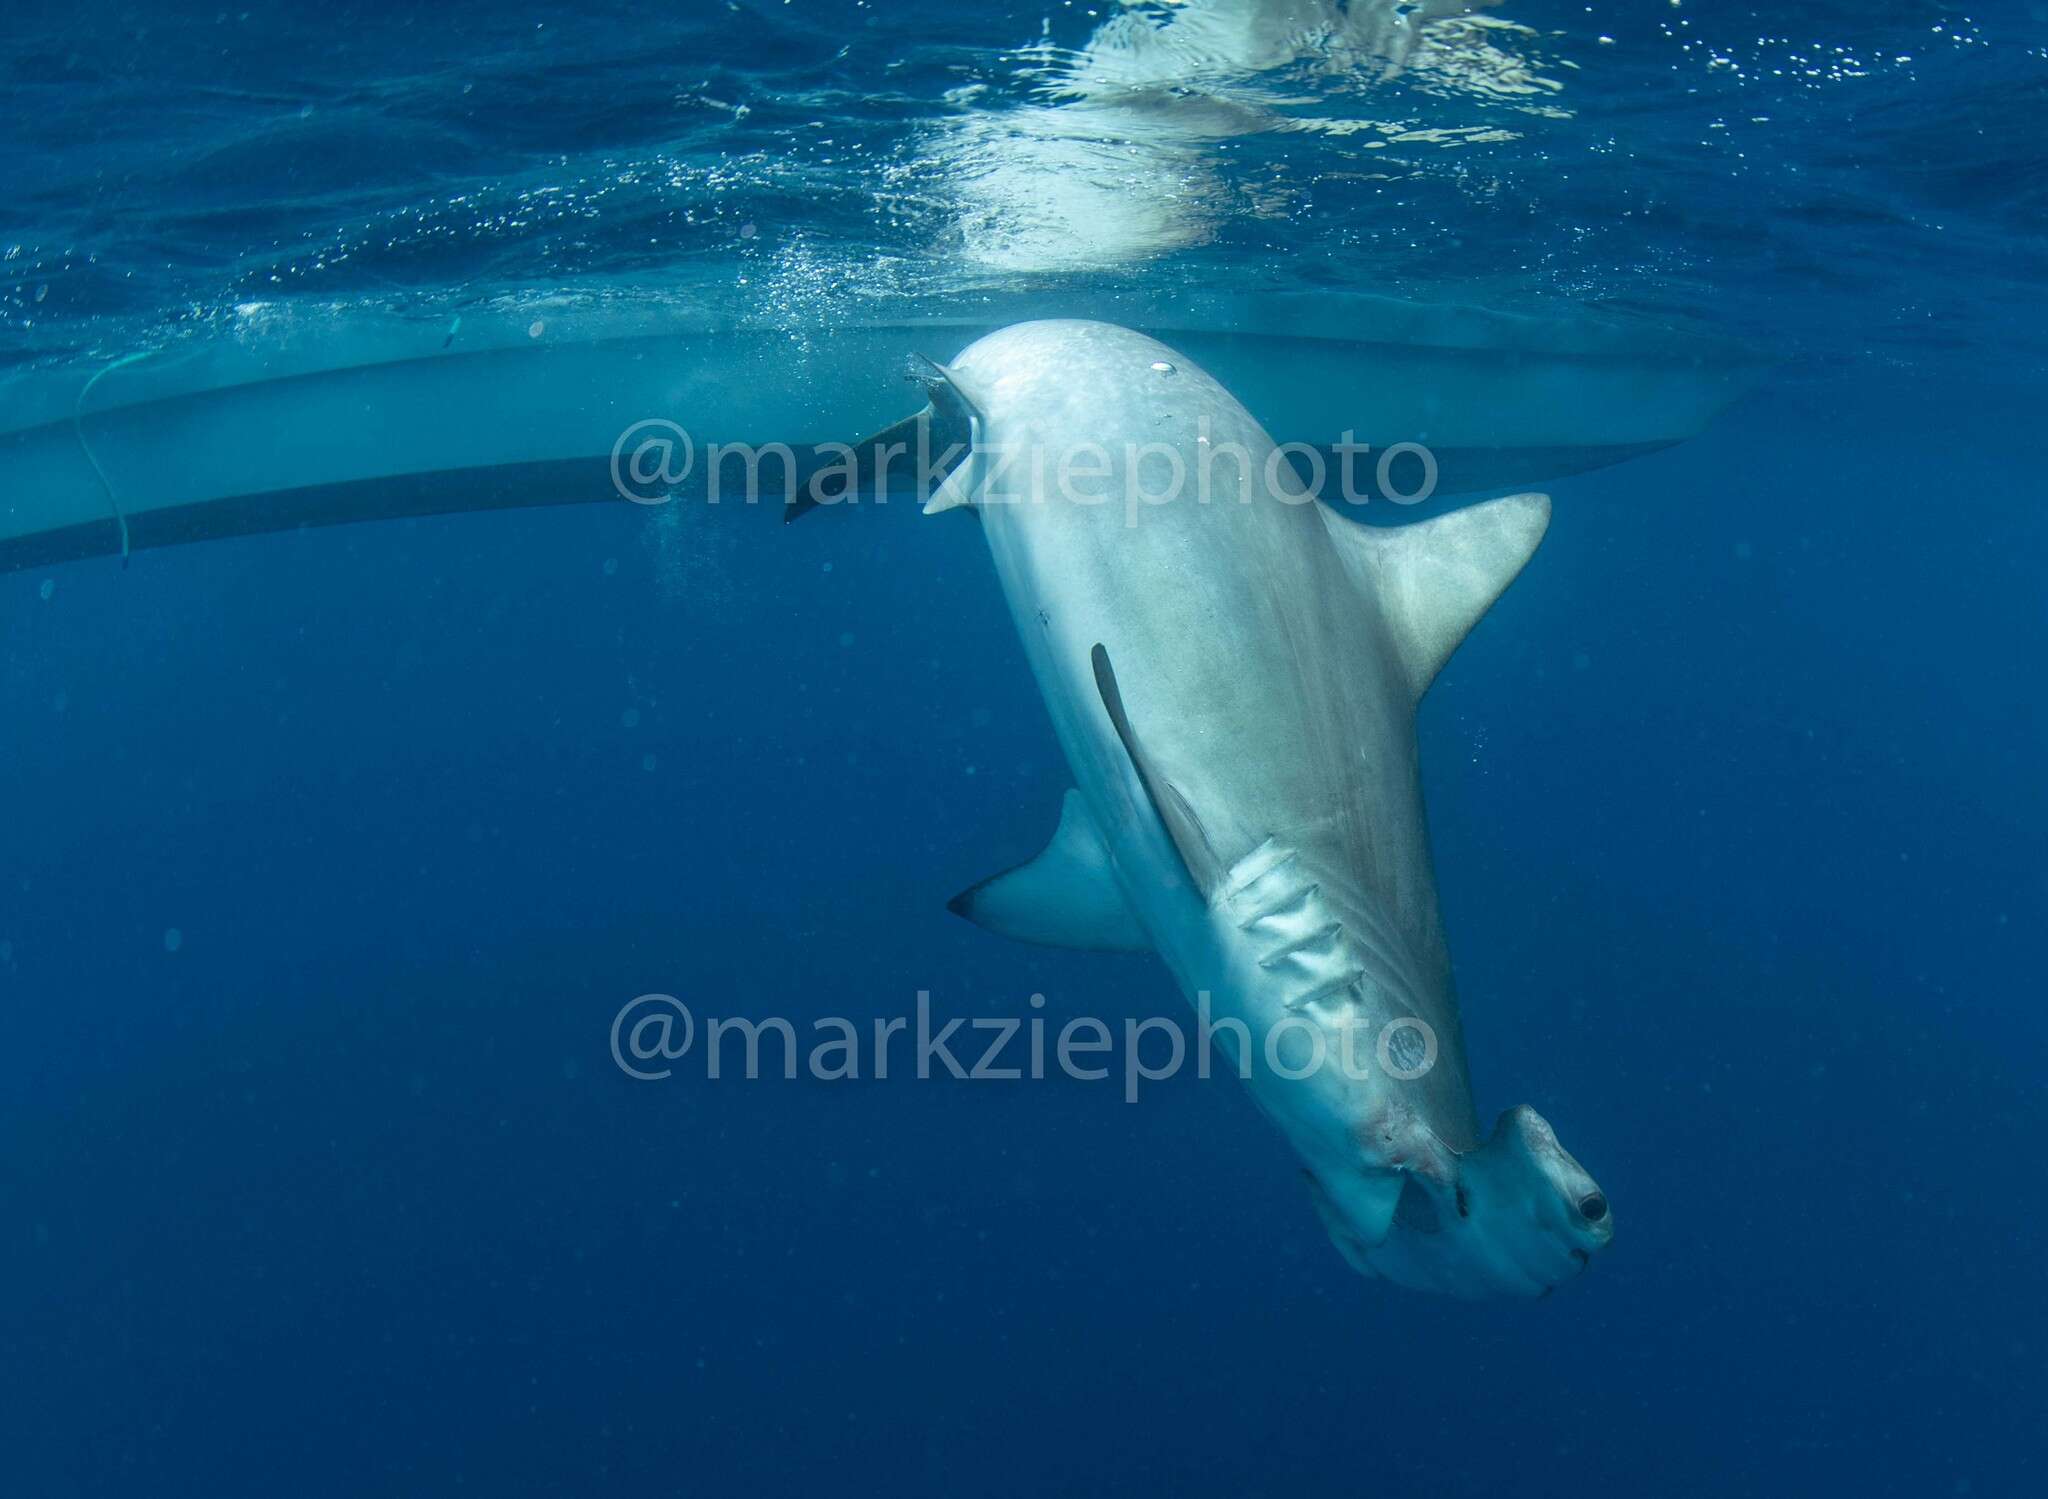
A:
[
  {"xmin": 163, "ymin": 928, "xmax": 183, "ymax": 954},
  {"xmin": 1150, "ymin": 361, "xmax": 1175, "ymax": 374},
  {"xmin": 602, "ymin": 557, "xmax": 619, "ymax": 576},
  {"xmin": 527, "ymin": 319, "xmax": 546, "ymax": 339},
  {"xmin": 0, "ymin": 938, "xmax": 13, "ymax": 963},
  {"xmin": 641, "ymin": 753, "xmax": 658, "ymax": 773},
  {"xmin": 39, "ymin": 578, "xmax": 54, "ymax": 601},
  {"xmin": 838, "ymin": 630, "xmax": 855, "ymax": 648},
  {"xmin": 621, "ymin": 707, "xmax": 641, "ymax": 729}
]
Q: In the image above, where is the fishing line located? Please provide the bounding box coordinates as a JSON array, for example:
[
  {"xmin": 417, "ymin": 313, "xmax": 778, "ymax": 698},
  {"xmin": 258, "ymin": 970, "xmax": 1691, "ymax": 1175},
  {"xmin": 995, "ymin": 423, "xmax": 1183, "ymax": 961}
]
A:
[{"xmin": 71, "ymin": 347, "xmax": 159, "ymax": 566}]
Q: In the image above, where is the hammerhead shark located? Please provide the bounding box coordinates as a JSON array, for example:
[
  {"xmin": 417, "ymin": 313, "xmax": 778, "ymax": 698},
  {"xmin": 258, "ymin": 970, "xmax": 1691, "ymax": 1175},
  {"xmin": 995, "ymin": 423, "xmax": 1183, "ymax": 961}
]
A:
[
  {"xmin": 8, "ymin": 306, "xmax": 1615, "ymax": 1295},
  {"xmin": 815, "ymin": 319, "xmax": 1612, "ymax": 1297}
]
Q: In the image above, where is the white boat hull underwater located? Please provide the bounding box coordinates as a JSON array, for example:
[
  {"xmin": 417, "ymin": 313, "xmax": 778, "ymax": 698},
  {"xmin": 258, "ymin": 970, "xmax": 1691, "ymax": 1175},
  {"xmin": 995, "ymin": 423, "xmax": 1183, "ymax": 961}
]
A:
[
  {"xmin": 0, "ymin": 292, "xmax": 1750, "ymax": 570},
  {"xmin": 4, "ymin": 299, "xmax": 1697, "ymax": 1294}
]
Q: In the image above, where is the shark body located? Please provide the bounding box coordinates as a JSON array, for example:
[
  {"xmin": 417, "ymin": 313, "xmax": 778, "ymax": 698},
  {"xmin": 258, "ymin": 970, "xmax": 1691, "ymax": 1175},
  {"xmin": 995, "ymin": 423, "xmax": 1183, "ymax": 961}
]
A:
[{"xmin": 914, "ymin": 320, "xmax": 1611, "ymax": 1296}]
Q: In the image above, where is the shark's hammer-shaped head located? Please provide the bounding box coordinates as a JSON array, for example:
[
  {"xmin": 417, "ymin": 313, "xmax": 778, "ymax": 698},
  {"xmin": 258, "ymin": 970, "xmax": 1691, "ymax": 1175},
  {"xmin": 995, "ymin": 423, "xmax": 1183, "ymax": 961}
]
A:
[
  {"xmin": 1449, "ymin": 1104, "xmax": 1613, "ymax": 1295},
  {"xmin": 1329, "ymin": 1103, "xmax": 1613, "ymax": 1298}
]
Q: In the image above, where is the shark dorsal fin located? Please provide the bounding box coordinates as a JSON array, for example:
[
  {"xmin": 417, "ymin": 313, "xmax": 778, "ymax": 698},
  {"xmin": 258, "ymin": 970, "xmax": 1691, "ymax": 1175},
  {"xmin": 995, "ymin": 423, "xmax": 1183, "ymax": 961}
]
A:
[{"xmin": 1321, "ymin": 492, "xmax": 1551, "ymax": 699}]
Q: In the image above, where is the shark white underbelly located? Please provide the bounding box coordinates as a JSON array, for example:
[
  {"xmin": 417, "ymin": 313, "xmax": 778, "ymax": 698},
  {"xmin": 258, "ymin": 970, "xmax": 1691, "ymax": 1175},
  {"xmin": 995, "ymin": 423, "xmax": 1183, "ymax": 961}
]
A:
[{"xmin": 904, "ymin": 320, "xmax": 1613, "ymax": 1297}]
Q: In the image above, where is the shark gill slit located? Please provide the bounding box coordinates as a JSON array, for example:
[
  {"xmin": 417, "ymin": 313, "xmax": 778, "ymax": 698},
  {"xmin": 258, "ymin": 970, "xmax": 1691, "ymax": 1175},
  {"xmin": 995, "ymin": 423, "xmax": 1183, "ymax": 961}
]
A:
[
  {"xmin": 1256, "ymin": 920, "xmax": 1347, "ymax": 970},
  {"xmin": 1230, "ymin": 838, "xmax": 1429, "ymax": 1013},
  {"xmin": 1289, "ymin": 969, "xmax": 1368, "ymax": 1014},
  {"xmin": 1235, "ymin": 879, "xmax": 1321, "ymax": 929},
  {"xmin": 1224, "ymin": 839, "xmax": 1299, "ymax": 896}
]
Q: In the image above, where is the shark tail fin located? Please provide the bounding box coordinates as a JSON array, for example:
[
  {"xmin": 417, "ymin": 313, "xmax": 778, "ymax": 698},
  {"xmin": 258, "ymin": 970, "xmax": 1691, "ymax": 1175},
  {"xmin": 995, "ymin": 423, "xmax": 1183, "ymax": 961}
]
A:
[
  {"xmin": 914, "ymin": 358, "xmax": 987, "ymax": 516},
  {"xmin": 945, "ymin": 790, "xmax": 1149, "ymax": 952},
  {"xmin": 782, "ymin": 355, "xmax": 984, "ymax": 523},
  {"xmin": 1320, "ymin": 492, "xmax": 1550, "ymax": 698}
]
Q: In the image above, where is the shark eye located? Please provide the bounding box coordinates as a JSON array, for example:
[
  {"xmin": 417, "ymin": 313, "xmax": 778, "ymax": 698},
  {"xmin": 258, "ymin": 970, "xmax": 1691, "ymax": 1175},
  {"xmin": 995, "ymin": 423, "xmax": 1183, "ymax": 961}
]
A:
[{"xmin": 1577, "ymin": 1193, "xmax": 1609, "ymax": 1224}]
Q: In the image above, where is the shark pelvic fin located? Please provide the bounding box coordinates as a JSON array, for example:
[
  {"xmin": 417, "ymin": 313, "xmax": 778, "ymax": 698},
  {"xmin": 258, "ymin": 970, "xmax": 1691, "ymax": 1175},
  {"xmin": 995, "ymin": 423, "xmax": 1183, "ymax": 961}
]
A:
[
  {"xmin": 1320, "ymin": 492, "xmax": 1551, "ymax": 698},
  {"xmin": 944, "ymin": 790, "xmax": 1149, "ymax": 952},
  {"xmin": 1301, "ymin": 1170, "xmax": 1397, "ymax": 1273},
  {"xmin": 1090, "ymin": 643, "xmax": 1222, "ymax": 895}
]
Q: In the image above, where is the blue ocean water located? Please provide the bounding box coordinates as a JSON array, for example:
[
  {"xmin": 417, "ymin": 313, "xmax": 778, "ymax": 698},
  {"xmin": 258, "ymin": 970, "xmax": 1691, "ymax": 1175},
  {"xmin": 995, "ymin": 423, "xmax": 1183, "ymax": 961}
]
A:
[{"xmin": 2, "ymin": 2, "xmax": 2044, "ymax": 1495}]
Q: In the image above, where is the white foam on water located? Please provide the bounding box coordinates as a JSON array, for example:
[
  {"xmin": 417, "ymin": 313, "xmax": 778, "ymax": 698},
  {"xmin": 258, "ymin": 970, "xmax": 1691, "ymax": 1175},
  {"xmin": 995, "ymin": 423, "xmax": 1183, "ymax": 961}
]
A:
[{"xmin": 924, "ymin": 0, "xmax": 1557, "ymax": 271}]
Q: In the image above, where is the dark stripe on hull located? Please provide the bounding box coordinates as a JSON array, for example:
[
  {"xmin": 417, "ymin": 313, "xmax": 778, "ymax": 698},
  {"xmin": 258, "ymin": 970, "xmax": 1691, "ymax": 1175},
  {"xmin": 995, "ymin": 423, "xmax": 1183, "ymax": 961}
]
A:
[{"xmin": 1, "ymin": 439, "xmax": 1675, "ymax": 573}]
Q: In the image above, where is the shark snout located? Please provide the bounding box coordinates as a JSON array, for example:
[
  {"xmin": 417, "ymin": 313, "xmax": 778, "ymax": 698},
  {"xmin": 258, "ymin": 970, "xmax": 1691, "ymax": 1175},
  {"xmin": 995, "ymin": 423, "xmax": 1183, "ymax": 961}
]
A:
[
  {"xmin": 1481, "ymin": 1105, "xmax": 1615, "ymax": 1278},
  {"xmin": 1339, "ymin": 1106, "xmax": 1614, "ymax": 1297},
  {"xmin": 1502, "ymin": 1105, "xmax": 1612, "ymax": 1233}
]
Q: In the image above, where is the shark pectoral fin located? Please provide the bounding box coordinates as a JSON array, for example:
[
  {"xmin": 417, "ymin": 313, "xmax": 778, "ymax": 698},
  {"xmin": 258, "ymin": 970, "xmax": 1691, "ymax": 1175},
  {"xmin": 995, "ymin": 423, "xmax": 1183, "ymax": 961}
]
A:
[
  {"xmin": 1320, "ymin": 492, "xmax": 1551, "ymax": 697},
  {"xmin": 945, "ymin": 790, "xmax": 1150, "ymax": 953},
  {"xmin": 1090, "ymin": 643, "xmax": 1222, "ymax": 895}
]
